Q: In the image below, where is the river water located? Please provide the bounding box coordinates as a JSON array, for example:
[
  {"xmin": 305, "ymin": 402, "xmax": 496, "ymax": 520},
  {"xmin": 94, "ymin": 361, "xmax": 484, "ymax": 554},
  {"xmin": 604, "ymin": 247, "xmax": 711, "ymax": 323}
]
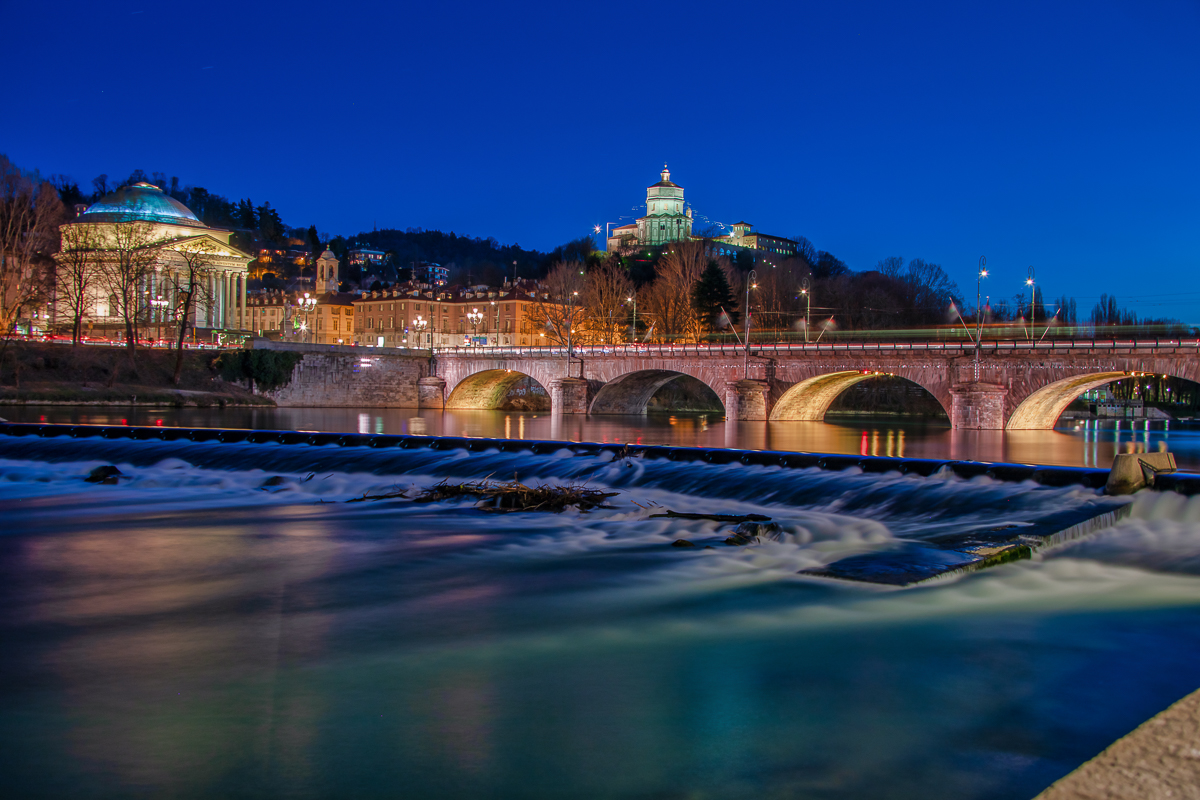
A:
[
  {"xmin": 4, "ymin": 405, "xmax": 1200, "ymax": 470},
  {"xmin": 3, "ymin": 428, "xmax": 1200, "ymax": 798}
]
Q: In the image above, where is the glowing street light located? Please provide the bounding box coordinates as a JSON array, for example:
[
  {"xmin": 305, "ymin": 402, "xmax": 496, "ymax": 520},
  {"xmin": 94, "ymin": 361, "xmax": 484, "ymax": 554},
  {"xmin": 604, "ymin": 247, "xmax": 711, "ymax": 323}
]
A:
[
  {"xmin": 413, "ymin": 314, "xmax": 428, "ymax": 348},
  {"xmin": 744, "ymin": 269, "xmax": 758, "ymax": 379},
  {"xmin": 566, "ymin": 290, "xmax": 579, "ymax": 377},
  {"xmin": 150, "ymin": 294, "xmax": 169, "ymax": 345},
  {"xmin": 626, "ymin": 294, "xmax": 637, "ymax": 344},
  {"xmin": 1025, "ymin": 266, "xmax": 1036, "ymax": 341},
  {"xmin": 799, "ymin": 277, "xmax": 811, "ymax": 343},
  {"xmin": 974, "ymin": 256, "xmax": 987, "ymax": 380},
  {"xmin": 300, "ymin": 292, "xmax": 317, "ymax": 343},
  {"xmin": 467, "ymin": 307, "xmax": 483, "ymax": 346}
]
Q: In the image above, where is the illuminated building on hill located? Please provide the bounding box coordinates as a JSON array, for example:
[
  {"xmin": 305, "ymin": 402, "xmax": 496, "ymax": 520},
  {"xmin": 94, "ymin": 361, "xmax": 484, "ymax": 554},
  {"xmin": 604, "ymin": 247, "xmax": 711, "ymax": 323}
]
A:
[{"xmin": 606, "ymin": 167, "xmax": 800, "ymax": 265}]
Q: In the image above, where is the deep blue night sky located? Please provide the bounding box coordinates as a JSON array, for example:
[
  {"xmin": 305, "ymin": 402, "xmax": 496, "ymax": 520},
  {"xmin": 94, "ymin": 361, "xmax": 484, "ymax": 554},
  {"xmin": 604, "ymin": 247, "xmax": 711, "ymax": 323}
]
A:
[{"xmin": 7, "ymin": 1, "xmax": 1199, "ymax": 320}]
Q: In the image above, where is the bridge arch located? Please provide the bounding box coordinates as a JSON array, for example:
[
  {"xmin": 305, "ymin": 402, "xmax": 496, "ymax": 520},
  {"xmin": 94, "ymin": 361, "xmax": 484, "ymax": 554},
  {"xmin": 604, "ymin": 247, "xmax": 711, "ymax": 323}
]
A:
[
  {"xmin": 446, "ymin": 369, "xmax": 550, "ymax": 410},
  {"xmin": 588, "ymin": 369, "xmax": 725, "ymax": 415},
  {"xmin": 1007, "ymin": 371, "xmax": 1133, "ymax": 429},
  {"xmin": 769, "ymin": 370, "xmax": 951, "ymax": 422}
]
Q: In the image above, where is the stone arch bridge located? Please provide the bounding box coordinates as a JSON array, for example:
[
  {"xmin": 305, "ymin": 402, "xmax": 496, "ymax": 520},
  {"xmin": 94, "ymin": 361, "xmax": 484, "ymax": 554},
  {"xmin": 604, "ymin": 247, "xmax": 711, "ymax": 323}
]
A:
[{"xmin": 427, "ymin": 339, "xmax": 1200, "ymax": 430}]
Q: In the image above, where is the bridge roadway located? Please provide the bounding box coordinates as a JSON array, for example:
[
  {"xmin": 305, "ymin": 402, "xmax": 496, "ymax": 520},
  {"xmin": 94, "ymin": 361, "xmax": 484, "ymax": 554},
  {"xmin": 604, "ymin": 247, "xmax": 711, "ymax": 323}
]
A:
[{"xmin": 425, "ymin": 338, "xmax": 1200, "ymax": 430}]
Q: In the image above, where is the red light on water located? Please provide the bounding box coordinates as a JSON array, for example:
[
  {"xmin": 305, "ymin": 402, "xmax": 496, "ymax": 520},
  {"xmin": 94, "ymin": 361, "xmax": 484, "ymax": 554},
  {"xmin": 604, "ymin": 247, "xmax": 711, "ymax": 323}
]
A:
[
  {"xmin": 156, "ymin": 419, "xmax": 163, "ymax": 427},
  {"xmin": 39, "ymin": 415, "xmax": 45, "ymax": 422},
  {"xmin": 121, "ymin": 419, "xmax": 128, "ymax": 426},
  {"xmin": 861, "ymin": 431, "xmax": 869, "ymax": 456}
]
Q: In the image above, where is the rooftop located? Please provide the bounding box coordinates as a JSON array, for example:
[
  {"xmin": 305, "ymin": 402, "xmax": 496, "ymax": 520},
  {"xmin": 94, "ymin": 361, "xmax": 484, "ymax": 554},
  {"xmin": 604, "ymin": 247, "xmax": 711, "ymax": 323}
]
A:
[{"xmin": 77, "ymin": 183, "xmax": 208, "ymax": 229}]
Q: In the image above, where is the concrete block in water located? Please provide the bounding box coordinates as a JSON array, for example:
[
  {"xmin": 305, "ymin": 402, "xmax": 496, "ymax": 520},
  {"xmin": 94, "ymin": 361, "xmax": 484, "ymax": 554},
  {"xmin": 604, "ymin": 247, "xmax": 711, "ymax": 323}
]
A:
[
  {"xmin": 802, "ymin": 499, "xmax": 1132, "ymax": 587},
  {"xmin": 1105, "ymin": 452, "xmax": 1177, "ymax": 495}
]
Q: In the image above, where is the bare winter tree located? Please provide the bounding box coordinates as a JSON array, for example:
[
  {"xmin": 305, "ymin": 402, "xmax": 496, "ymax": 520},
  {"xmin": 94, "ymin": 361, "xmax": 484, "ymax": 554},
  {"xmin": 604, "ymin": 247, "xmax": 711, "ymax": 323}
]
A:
[
  {"xmin": 526, "ymin": 261, "xmax": 586, "ymax": 347},
  {"xmin": 169, "ymin": 241, "xmax": 218, "ymax": 384},
  {"xmin": 754, "ymin": 257, "xmax": 811, "ymax": 331},
  {"xmin": 0, "ymin": 155, "xmax": 64, "ymax": 336},
  {"xmin": 99, "ymin": 221, "xmax": 160, "ymax": 359},
  {"xmin": 582, "ymin": 258, "xmax": 634, "ymax": 344},
  {"xmin": 638, "ymin": 240, "xmax": 706, "ymax": 343},
  {"xmin": 55, "ymin": 224, "xmax": 102, "ymax": 345}
]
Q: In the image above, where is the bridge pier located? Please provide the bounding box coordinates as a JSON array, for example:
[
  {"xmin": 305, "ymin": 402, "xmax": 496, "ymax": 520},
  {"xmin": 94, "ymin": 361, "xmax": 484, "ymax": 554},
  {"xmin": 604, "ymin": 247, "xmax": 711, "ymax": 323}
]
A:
[
  {"xmin": 418, "ymin": 377, "xmax": 446, "ymax": 409},
  {"xmin": 950, "ymin": 382, "xmax": 1007, "ymax": 430},
  {"xmin": 724, "ymin": 379, "xmax": 771, "ymax": 421},
  {"xmin": 550, "ymin": 377, "xmax": 589, "ymax": 415}
]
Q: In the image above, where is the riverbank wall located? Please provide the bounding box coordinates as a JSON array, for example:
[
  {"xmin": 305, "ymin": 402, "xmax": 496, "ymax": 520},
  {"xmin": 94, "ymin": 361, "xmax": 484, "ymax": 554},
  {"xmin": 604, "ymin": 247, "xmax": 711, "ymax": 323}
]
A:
[
  {"xmin": 0, "ymin": 342, "xmax": 269, "ymax": 407},
  {"xmin": 249, "ymin": 340, "xmax": 432, "ymax": 408}
]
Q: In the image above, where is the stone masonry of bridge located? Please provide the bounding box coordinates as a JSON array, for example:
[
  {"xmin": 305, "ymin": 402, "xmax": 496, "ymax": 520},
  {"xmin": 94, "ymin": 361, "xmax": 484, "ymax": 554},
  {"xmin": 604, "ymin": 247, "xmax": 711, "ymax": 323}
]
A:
[
  {"xmin": 431, "ymin": 342, "xmax": 1200, "ymax": 430},
  {"xmin": 254, "ymin": 340, "xmax": 434, "ymax": 408},
  {"xmin": 252, "ymin": 341, "xmax": 1200, "ymax": 429}
]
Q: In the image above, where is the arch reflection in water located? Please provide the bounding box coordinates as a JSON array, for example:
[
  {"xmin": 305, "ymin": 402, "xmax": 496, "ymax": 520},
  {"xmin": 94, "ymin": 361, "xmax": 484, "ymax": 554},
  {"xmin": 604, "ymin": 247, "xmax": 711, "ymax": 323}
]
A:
[{"xmin": 6, "ymin": 406, "xmax": 1200, "ymax": 470}]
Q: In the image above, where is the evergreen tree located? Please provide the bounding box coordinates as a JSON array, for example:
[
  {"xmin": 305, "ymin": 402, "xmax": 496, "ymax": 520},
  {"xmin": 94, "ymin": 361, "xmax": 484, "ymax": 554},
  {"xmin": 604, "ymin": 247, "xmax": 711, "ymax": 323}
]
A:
[
  {"xmin": 692, "ymin": 260, "xmax": 737, "ymax": 333},
  {"xmin": 256, "ymin": 201, "xmax": 284, "ymax": 243},
  {"xmin": 306, "ymin": 224, "xmax": 321, "ymax": 256},
  {"xmin": 237, "ymin": 199, "xmax": 257, "ymax": 229}
]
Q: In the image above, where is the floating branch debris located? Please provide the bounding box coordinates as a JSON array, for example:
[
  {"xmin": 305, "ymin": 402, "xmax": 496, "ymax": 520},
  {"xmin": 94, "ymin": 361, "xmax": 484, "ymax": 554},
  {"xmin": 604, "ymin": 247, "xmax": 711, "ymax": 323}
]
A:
[{"xmin": 648, "ymin": 510, "xmax": 772, "ymax": 523}]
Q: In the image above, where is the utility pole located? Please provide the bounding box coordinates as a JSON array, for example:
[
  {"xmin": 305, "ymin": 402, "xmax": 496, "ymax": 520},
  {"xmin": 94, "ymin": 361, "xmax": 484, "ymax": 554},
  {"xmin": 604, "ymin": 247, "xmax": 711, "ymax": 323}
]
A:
[{"xmin": 743, "ymin": 269, "xmax": 757, "ymax": 379}]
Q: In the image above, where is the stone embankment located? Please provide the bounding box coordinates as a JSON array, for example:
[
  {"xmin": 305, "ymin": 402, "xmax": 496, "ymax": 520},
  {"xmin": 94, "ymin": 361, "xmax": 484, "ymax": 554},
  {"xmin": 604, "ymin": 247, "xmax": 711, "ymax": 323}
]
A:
[{"xmin": 1035, "ymin": 688, "xmax": 1200, "ymax": 799}]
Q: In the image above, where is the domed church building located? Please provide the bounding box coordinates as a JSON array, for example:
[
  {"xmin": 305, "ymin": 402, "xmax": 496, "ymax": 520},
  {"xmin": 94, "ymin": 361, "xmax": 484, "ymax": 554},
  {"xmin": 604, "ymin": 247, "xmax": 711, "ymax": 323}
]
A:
[{"xmin": 56, "ymin": 182, "xmax": 253, "ymax": 339}]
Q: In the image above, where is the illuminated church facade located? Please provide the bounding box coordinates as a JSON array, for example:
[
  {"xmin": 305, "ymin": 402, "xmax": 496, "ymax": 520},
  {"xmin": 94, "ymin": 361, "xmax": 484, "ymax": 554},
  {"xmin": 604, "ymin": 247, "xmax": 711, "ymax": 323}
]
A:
[
  {"xmin": 606, "ymin": 166, "xmax": 800, "ymax": 263},
  {"xmin": 55, "ymin": 182, "xmax": 253, "ymax": 336}
]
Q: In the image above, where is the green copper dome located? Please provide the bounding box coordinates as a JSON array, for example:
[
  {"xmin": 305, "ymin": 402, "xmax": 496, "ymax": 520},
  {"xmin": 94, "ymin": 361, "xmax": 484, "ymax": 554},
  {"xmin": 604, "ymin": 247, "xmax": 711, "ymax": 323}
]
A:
[{"xmin": 78, "ymin": 182, "xmax": 207, "ymax": 228}]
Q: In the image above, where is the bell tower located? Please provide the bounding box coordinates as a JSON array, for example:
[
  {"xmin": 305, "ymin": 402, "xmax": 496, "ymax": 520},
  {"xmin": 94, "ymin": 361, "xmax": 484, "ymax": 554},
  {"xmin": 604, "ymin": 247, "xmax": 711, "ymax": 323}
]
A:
[{"xmin": 316, "ymin": 248, "xmax": 339, "ymax": 292}]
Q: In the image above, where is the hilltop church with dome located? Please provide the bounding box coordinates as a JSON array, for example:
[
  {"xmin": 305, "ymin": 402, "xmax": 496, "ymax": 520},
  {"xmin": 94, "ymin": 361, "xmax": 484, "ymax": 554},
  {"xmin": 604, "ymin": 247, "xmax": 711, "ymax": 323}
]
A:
[
  {"xmin": 56, "ymin": 182, "xmax": 253, "ymax": 337},
  {"xmin": 606, "ymin": 166, "xmax": 801, "ymax": 263}
]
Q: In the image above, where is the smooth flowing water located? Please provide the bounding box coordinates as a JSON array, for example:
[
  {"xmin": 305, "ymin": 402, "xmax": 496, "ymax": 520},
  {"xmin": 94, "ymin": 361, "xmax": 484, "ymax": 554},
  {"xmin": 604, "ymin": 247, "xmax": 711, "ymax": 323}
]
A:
[
  {"xmin": 3, "ymin": 433, "xmax": 1200, "ymax": 799},
  {"xmin": 5, "ymin": 405, "xmax": 1200, "ymax": 470}
]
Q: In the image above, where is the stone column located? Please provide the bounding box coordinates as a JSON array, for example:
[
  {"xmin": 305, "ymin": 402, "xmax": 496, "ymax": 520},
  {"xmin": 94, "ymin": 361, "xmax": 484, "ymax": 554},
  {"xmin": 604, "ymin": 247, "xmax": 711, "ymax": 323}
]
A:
[
  {"xmin": 213, "ymin": 272, "xmax": 221, "ymax": 328},
  {"xmin": 418, "ymin": 377, "xmax": 446, "ymax": 409},
  {"xmin": 723, "ymin": 379, "xmax": 770, "ymax": 421},
  {"xmin": 949, "ymin": 383, "xmax": 1007, "ymax": 430},
  {"xmin": 550, "ymin": 377, "xmax": 589, "ymax": 415},
  {"xmin": 240, "ymin": 273, "xmax": 247, "ymax": 331}
]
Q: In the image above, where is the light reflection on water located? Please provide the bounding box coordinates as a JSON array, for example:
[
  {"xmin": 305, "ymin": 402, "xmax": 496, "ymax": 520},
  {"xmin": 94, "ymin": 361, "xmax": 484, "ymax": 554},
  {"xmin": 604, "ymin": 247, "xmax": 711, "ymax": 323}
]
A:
[
  {"xmin": 7, "ymin": 405, "xmax": 1200, "ymax": 470},
  {"xmin": 3, "ymin": 427, "xmax": 1200, "ymax": 797}
]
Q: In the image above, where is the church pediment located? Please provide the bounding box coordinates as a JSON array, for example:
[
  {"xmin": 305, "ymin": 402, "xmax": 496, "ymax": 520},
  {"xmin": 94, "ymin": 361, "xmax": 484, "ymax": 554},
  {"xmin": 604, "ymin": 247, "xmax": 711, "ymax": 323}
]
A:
[{"xmin": 165, "ymin": 234, "xmax": 253, "ymax": 261}]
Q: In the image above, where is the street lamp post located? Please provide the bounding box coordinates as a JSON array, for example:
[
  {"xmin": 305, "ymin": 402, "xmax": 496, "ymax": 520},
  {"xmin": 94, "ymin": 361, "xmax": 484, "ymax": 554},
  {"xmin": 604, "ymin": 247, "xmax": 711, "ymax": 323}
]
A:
[
  {"xmin": 1025, "ymin": 266, "xmax": 1036, "ymax": 341},
  {"xmin": 743, "ymin": 269, "xmax": 758, "ymax": 379},
  {"xmin": 300, "ymin": 292, "xmax": 317, "ymax": 343},
  {"xmin": 799, "ymin": 277, "xmax": 811, "ymax": 343},
  {"xmin": 975, "ymin": 256, "xmax": 987, "ymax": 381},
  {"xmin": 151, "ymin": 295, "xmax": 168, "ymax": 346},
  {"xmin": 467, "ymin": 307, "xmax": 483, "ymax": 347},
  {"xmin": 413, "ymin": 314, "xmax": 428, "ymax": 348},
  {"xmin": 626, "ymin": 294, "xmax": 637, "ymax": 345},
  {"xmin": 491, "ymin": 299, "xmax": 499, "ymax": 346},
  {"xmin": 566, "ymin": 290, "xmax": 578, "ymax": 377}
]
